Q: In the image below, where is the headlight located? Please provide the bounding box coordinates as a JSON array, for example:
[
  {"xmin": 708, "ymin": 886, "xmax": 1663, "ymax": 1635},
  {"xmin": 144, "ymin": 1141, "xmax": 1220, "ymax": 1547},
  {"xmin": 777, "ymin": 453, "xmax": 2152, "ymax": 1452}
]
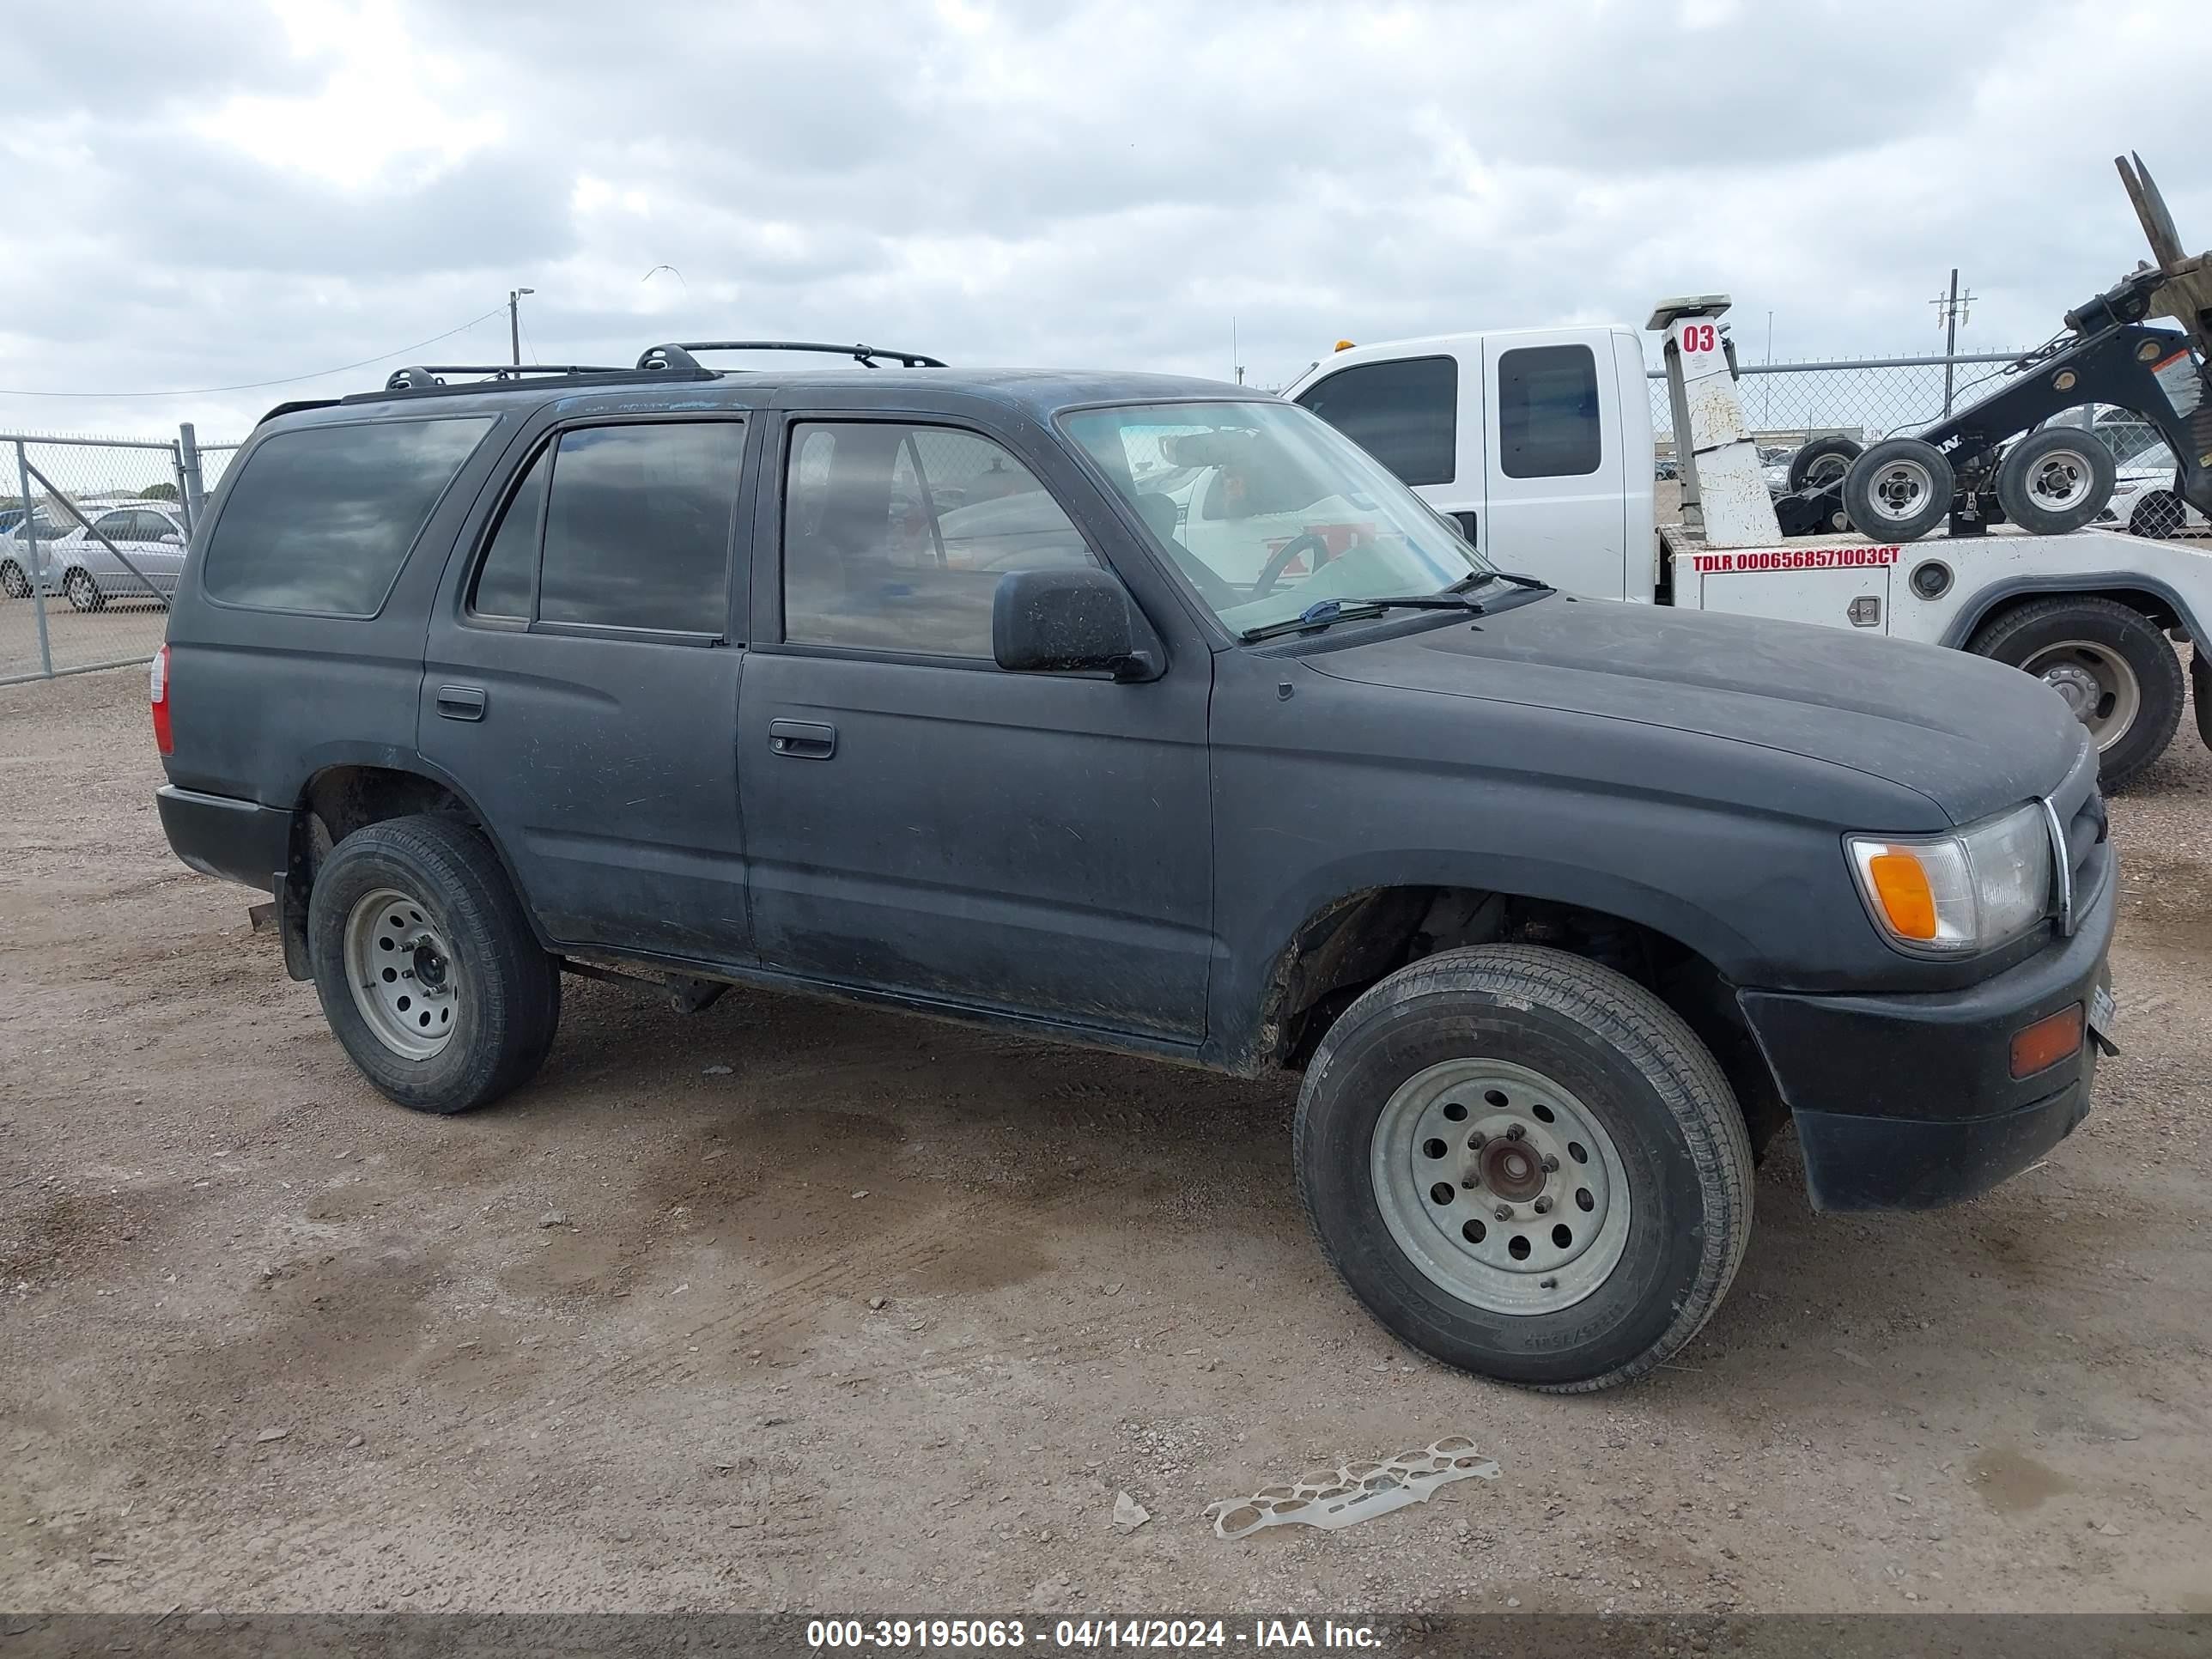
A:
[{"xmin": 1847, "ymin": 803, "xmax": 2052, "ymax": 954}]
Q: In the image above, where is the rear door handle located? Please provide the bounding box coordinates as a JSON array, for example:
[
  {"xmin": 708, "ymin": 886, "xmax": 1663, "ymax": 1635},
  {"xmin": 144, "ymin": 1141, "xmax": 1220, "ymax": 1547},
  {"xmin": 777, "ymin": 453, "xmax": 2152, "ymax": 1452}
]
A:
[
  {"xmin": 435, "ymin": 685, "xmax": 487, "ymax": 721},
  {"xmin": 768, "ymin": 718, "xmax": 836, "ymax": 759}
]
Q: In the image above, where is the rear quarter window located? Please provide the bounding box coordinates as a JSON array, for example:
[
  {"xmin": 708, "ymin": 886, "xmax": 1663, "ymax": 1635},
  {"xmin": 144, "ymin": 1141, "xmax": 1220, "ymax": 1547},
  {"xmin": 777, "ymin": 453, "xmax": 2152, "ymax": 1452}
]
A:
[{"xmin": 201, "ymin": 416, "xmax": 494, "ymax": 616}]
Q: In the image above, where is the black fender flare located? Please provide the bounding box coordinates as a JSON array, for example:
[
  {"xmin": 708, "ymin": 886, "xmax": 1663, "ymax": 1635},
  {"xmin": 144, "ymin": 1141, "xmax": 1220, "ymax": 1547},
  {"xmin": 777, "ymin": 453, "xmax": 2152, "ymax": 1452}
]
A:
[{"xmin": 1936, "ymin": 570, "xmax": 2206, "ymax": 650}]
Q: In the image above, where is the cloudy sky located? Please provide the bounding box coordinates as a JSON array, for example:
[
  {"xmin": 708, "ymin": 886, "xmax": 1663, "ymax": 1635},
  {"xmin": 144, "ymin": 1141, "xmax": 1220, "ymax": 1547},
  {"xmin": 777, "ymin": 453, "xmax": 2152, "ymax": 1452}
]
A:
[{"xmin": 3, "ymin": 0, "xmax": 2205, "ymax": 440}]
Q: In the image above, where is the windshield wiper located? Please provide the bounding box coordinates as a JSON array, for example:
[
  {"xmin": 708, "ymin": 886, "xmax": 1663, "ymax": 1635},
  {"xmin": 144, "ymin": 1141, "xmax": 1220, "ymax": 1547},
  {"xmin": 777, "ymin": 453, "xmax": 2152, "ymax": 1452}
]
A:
[
  {"xmin": 1239, "ymin": 593, "xmax": 1486, "ymax": 643},
  {"xmin": 1449, "ymin": 568, "xmax": 1554, "ymax": 595},
  {"xmin": 1240, "ymin": 571, "xmax": 1557, "ymax": 644}
]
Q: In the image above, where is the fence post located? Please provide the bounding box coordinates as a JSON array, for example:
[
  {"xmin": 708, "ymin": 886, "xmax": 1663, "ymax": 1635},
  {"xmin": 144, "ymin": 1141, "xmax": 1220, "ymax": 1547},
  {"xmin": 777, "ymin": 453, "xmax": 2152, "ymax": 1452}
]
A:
[
  {"xmin": 15, "ymin": 439, "xmax": 54, "ymax": 680},
  {"xmin": 171, "ymin": 440, "xmax": 194, "ymax": 537},
  {"xmin": 179, "ymin": 422, "xmax": 206, "ymax": 525}
]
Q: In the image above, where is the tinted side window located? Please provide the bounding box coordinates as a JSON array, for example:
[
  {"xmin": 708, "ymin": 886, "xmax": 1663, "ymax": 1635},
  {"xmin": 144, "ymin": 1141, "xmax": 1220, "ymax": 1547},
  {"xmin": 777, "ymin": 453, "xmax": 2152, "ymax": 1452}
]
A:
[
  {"xmin": 203, "ymin": 417, "xmax": 493, "ymax": 615},
  {"xmin": 1295, "ymin": 356, "xmax": 1456, "ymax": 486},
  {"xmin": 537, "ymin": 422, "xmax": 743, "ymax": 634},
  {"xmin": 469, "ymin": 446, "xmax": 548, "ymax": 619},
  {"xmin": 1498, "ymin": 344, "xmax": 1601, "ymax": 478},
  {"xmin": 782, "ymin": 422, "xmax": 1097, "ymax": 659}
]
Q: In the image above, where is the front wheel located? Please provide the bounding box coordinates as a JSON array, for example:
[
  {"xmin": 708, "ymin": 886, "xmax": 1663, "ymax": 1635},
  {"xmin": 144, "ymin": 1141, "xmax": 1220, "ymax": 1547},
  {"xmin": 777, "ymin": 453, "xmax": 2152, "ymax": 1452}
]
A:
[
  {"xmin": 0, "ymin": 559, "xmax": 27, "ymax": 599},
  {"xmin": 307, "ymin": 814, "xmax": 561, "ymax": 1114},
  {"xmin": 1295, "ymin": 945, "xmax": 1753, "ymax": 1392}
]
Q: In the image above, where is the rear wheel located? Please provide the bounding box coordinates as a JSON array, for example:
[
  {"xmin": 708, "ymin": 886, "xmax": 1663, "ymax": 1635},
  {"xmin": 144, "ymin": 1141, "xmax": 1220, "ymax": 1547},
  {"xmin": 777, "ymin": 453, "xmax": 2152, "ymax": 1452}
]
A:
[
  {"xmin": 307, "ymin": 814, "xmax": 560, "ymax": 1114},
  {"xmin": 1295, "ymin": 945, "xmax": 1753, "ymax": 1392},
  {"xmin": 1996, "ymin": 428, "xmax": 2116, "ymax": 536},
  {"xmin": 63, "ymin": 568, "xmax": 104, "ymax": 611},
  {"xmin": 2129, "ymin": 490, "xmax": 2187, "ymax": 539},
  {"xmin": 1842, "ymin": 438, "xmax": 1954, "ymax": 542},
  {"xmin": 0, "ymin": 559, "xmax": 27, "ymax": 599},
  {"xmin": 1969, "ymin": 595, "xmax": 2184, "ymax": 790}
]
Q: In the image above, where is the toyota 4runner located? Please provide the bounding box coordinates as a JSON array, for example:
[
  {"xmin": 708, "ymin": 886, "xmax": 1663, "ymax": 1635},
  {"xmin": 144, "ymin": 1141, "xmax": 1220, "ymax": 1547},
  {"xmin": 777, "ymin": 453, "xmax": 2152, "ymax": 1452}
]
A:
[{"xmin": 153, "ymin": 342, "xmax": 2117, "ymax": 1390}]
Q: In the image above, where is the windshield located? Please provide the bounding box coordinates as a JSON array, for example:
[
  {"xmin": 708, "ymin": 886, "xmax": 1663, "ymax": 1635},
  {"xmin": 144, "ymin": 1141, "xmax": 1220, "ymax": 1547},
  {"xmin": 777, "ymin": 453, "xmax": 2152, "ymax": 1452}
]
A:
[{"xmin": 1062, "ymin": 400, "xmax": 1489, "ymax": 634}]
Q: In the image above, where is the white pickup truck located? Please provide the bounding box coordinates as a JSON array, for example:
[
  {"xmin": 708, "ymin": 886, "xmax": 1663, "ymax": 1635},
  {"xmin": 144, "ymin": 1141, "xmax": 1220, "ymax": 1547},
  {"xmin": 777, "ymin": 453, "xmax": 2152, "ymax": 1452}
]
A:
[{"xmin": 1282, "ymin": 306, "xmax": 2212, "ymax": 787}]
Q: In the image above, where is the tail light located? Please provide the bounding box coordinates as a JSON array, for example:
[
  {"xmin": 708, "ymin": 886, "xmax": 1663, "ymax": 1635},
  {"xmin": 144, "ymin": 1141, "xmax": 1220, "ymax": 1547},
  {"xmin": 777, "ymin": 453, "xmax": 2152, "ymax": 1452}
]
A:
[{"xmin": 150, "ymin": 644, "xmax": 173, "ymax": 756}]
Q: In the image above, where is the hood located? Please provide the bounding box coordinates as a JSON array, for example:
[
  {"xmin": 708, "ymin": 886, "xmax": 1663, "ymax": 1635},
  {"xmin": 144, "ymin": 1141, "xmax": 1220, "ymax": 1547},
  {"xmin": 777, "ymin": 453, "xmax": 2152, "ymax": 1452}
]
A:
[{"xmin": 1302, "ymin": 595, "xmax": 2083, "ymax": 826}]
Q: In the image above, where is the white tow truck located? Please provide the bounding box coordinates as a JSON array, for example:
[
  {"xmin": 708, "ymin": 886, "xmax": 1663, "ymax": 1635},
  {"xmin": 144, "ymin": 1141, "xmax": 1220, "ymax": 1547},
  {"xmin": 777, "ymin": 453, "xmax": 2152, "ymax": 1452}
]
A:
[{"xmin": 1283, "ymin": 298, "xmax": 2212, "ymax": 788}]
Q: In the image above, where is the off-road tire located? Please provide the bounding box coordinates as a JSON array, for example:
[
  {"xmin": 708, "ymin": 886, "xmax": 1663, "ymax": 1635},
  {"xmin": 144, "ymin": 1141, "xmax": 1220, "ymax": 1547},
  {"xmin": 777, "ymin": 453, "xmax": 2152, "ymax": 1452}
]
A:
[
  {"xmin": 1294, "ymin": 944, "xmax": 1754, "ymax": 1392},
  {"xmin": 307, "ymin": 814, "xmax": 560, "ymax": 1115},
  {"xmin": 1968, "ymin": 595, "xmax": 2183, "ymax": 791}
]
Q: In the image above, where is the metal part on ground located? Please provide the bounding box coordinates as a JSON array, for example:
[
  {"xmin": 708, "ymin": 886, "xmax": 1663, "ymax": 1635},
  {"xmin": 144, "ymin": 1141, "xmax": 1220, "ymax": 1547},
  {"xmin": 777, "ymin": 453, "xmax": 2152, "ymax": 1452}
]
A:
[{"xmin": 1205, "ymin": 1437, "xmax": 1500, "ymax": 1540}]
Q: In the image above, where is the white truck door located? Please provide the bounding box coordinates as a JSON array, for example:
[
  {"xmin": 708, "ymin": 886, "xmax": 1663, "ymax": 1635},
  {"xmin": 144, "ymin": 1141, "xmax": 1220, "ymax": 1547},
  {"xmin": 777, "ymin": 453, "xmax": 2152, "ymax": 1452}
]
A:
[
  {"xmin": 1291, "ymin": 347, "xmax": 1483, "ymax": 553},
  {"xmin": 1480, "ymin": 330, "xmax": 1628, "ymax": 596}
]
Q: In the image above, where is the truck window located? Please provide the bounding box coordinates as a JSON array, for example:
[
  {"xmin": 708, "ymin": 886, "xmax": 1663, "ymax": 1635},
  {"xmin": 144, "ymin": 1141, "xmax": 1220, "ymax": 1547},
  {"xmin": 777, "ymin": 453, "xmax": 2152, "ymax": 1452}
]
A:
[
  {"xmin": 534, "ymin": 422, "xmax": 744, "ymax": 635},
  {"xmin": 1293, "ymin": 356, "xmax": 1456, "ymax": 487},
  {"xmin": 469, "ymin": 446, "xmax": 550, "ymax": 620},
  {"xmin": 203, "ymin": 417, "xmax": 492, "ymax": 616},
  {"xmin": 1497, "ymin": 344, "xmax": 1601, "ymax": 478},
  {"xmin": 781, "ymin": 422, "xmax": 1097, "ymax": 659}
]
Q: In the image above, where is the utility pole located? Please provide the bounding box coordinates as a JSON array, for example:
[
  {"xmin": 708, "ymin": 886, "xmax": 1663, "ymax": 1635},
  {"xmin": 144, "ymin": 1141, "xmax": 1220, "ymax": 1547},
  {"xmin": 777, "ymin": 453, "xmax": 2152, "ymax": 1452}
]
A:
[
  {"xmin": 508, "ymin": 288, "xmax": 535, "ymax": 367},
  {"xmin": 1232, "ymin": 315, "xmax": 1243, "ymax": 386},
  {"xmin": 1764, "ymin": 309, "xmax": 1773, "ymax": 430},
  {"xmin": 1929, "ymin": 269, "xmax": 1974, "ymax": 416}
]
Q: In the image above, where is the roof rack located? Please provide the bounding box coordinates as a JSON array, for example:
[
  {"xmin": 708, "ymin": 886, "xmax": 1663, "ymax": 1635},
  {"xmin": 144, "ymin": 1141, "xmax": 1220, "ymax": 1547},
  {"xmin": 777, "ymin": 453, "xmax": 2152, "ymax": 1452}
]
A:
[
  {"xmin": 382, "ymin": 362, "xmax": 628, "ymax": 392},
  {"xmin": 637, "ymin": 340, "xmax": 947, "ymax": 372}
]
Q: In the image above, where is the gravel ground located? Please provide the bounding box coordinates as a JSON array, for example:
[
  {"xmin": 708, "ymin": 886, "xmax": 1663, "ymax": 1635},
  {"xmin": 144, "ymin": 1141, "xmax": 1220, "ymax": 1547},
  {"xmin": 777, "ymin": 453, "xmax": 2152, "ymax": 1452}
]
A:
[{"xmin": 2, "ymin": 665, "xmax": 2208, "ymax": 1617}]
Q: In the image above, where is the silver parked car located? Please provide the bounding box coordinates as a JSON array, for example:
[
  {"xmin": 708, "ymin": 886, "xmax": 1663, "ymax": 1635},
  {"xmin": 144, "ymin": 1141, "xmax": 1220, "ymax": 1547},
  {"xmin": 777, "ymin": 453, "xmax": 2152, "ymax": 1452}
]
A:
[
  {"xmin": 32, "ymin": 502, "xmax": 191, "ymax": 610},
  {"xmin": 0, "ymin": 509, "xmax": 75, "ymax": 598}
]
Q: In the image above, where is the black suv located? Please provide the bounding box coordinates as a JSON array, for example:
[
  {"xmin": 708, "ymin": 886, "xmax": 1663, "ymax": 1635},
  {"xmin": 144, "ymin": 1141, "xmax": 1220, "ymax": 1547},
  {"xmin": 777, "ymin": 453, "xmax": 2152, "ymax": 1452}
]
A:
[{"xmin": 153, "ymin": 342, "xmax": 2115, "ymax": 1390}]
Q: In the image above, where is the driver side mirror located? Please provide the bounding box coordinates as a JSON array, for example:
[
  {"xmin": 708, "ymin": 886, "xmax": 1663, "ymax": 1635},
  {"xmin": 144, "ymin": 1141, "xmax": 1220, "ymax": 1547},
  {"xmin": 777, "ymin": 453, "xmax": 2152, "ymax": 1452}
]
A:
[{"xmin": 993, "ymin": 567, "xmax": 1160, "ymax": 680}]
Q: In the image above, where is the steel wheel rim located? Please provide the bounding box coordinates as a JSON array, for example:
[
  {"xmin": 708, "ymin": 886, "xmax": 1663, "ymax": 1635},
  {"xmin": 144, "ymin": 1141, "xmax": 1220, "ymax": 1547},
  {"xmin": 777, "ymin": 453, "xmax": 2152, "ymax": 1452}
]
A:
[
  {"xmin": 2023, "ymin": 639, "xmax": 2141, "ymax": 750},
  {"xmin": 2027, "ymin": 450, "xmax": 2094, "ymax": 513},
  {"xmin": 1370, "ymin": 1056, "xmax": 1632, "ymax": 1316},
  {"xmin": 343, "ymin": 886, "xmax": 459, "ymax": 1060},
  {"xmin": 1804, "ymin": 453, "xmax": 1850, "ymax": 488},
  {"xmin": 1866, "ymin": 459, "xmax": 1934, "ymax": 523}
]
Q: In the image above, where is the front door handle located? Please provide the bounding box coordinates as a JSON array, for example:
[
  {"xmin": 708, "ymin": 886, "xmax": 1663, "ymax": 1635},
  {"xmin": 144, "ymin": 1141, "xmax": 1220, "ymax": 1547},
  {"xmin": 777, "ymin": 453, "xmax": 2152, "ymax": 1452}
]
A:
[
  {"xmin": 768, "ymin": 718, "xmax": 836, "ymax": 760},
  {"xmin": 436, "ymin": 684, "xmax": 487, "ymax": 721}
]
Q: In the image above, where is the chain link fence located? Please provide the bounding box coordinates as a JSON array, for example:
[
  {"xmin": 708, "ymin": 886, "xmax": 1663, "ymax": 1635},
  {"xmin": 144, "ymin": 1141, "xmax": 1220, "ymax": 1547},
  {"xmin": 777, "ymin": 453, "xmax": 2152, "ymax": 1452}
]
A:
[{"xmin": 1, "ymin": 425, "xmax": 236, "ymax": 685}]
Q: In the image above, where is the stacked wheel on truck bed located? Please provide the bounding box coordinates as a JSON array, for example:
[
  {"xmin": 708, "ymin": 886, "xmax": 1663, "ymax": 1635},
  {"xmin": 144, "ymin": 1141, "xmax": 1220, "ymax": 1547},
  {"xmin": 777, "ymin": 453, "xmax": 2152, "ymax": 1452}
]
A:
[{"xmin": 1838, "ymin": 429, "xmax": 2118, "ymax": 543}]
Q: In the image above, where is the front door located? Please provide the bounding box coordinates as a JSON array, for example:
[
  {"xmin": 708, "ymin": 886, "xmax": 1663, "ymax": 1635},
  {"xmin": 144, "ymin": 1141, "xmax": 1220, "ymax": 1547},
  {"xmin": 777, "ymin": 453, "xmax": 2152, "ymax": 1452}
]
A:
[
  {"xmin": 738, "ymin": 414, "xmax": 1214, "ymax": 1041},
  {"xmin": 419, "ymin": 415, "xmax": 754, "ymax": 963}
]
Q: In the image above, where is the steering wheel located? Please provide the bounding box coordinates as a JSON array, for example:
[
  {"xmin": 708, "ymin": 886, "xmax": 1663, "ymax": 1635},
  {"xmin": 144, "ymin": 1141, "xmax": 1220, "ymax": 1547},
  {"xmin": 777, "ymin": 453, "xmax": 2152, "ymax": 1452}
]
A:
[{"xmin": 1250, "ymin": 532, "xmax": 1328, "ymax": 599}]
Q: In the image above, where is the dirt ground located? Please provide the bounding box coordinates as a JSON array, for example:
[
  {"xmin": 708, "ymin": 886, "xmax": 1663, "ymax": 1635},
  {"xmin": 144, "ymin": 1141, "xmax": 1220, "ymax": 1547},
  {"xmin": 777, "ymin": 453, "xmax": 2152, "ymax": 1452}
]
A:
[{"xmin": 3, "ymin": 665, "xmax": 2209, "ymax": 1618}]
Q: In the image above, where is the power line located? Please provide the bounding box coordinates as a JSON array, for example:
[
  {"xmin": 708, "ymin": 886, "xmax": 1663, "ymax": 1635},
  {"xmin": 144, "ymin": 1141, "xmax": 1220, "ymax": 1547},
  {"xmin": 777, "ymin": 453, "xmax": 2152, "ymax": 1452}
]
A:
[{"xmin": 0, "ymin": 307, "xmax": 510, "ymax": 398}]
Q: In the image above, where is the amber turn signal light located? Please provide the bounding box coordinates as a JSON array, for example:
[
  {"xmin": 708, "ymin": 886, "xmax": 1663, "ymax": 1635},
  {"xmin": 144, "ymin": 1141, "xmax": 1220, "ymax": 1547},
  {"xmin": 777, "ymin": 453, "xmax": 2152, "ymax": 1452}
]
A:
[{"xmin": 2009, "ymin": 1004, "xmax": 2083, "ymax": 1079}]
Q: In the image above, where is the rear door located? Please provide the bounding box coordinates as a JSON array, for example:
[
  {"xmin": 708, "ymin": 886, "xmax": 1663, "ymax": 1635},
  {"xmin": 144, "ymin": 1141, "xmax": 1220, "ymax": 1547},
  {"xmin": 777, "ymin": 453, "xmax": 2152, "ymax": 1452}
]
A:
[
  {"xmin": 418, "ymin": 412, "xmax": 756, "ymax": 964},
  {"xmin": 1480, "ymin": 331, "xmax": 1626, "ymax": 594}
]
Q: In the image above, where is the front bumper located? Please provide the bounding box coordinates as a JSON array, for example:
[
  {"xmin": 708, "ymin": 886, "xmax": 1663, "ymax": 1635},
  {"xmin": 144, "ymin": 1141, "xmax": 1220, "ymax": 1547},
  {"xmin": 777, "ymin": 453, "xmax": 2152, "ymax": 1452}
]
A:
[
  {"xmin": 155, "ymin": 785, "xmax": 290, "ymax": 893},
  {"xmin": 1739, "ymin": 866, "xmax": 2115, "ymax": 1212}
]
